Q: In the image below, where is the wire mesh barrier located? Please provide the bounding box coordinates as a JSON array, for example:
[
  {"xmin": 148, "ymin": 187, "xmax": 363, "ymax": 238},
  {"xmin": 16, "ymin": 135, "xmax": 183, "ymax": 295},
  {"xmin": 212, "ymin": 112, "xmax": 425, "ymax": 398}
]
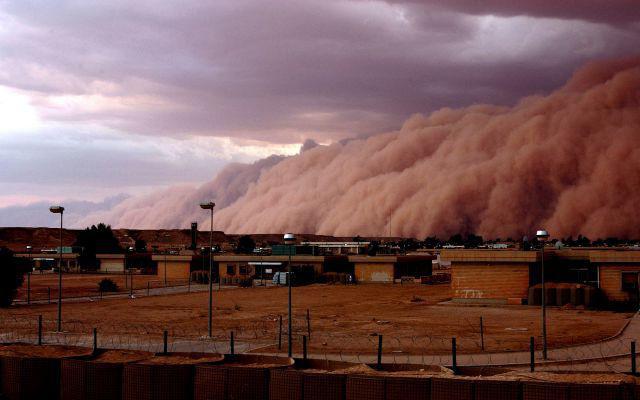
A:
[
  {"xmin": 0, "ymin": 314, "xmax": 639, "ymax": 375},
  {"xmin": 0, "ymin": 339, "xmax": 638, "ymax": 399},
  {"xmin": 13, "ymin": 277, "xmax": 200, "ymax": 305}
]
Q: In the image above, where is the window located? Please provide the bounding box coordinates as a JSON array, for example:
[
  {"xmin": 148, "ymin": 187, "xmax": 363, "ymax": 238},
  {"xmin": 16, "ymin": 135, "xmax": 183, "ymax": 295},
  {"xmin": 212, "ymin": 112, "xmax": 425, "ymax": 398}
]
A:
[
  {"xmin": 227, "ymin": 264, "xmax": 236, "ymax": 276},
  {"xmin": 621, "ymin": 271, "xmax": 638, "ymax": 291},
  {"xmin": 239, "ymin": 265, "xmax": 248, "ymax": 275}
]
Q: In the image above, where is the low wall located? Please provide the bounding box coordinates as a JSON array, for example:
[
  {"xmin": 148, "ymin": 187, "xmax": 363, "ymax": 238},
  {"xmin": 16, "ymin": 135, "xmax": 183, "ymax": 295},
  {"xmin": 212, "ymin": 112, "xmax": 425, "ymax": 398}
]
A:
[{"xmin": 0, "ymin": 344, "xmax": 637, "ymax": 400}]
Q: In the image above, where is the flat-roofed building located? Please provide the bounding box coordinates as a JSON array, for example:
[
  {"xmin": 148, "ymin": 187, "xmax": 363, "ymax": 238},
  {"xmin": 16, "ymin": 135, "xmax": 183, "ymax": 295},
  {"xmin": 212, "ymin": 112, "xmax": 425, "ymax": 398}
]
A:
[
  {"xmin": 152, "ymin": 254, "xmax": 194, "ymax": 281},
  {"xmin": 442, "ymin": 248, "xmax": 640, "ymax": 305},
  {"xmin": 15, "ymin": 252, "xmax": 79, "ymax": 272},
  {"xmin": 96, "ymin": 254, "xmax": 125, "ymax": 273},
  {"xmin": 590, "ymin": 250, "xmax": 640, "ymax": 303}
]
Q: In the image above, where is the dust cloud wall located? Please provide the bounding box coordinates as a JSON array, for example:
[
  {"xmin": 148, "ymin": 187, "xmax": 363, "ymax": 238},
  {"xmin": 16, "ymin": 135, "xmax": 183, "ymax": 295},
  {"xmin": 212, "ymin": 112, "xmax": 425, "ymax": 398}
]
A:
[{"xmin": 211, "ymin": 58, "xmax": 640, "ymax": 239}]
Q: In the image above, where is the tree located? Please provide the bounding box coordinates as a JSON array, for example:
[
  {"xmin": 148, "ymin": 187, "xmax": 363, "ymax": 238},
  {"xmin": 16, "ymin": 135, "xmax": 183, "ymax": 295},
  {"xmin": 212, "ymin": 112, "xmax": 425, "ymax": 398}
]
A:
[
  {"xmin": 447, "ymin": 234, "xmax": 464, "ymax": 246},
  {"xmin": 0, "ymin": 247, "xmax": 25, "ymax": 307},
  {"xmin": 74, "ymin": 223, "xmax": 123, "ymax": 269},
  {"xmin": 464, "ymin": 233, "xmax": 484, "ymax": 248},
  {"xmin": 399, "ymin": 238, "xmax": 419, "ymax": 251},
  {"xmin": 134, "ymin": 239, "xmax": 147, "ymax": 252},
  {"xmin": 235, "ymin": 235, "xmax": 256, "ymax": 254},
  {"xmin": 423, "ymin": 236, "xmax": 441, "ymax": 249}
]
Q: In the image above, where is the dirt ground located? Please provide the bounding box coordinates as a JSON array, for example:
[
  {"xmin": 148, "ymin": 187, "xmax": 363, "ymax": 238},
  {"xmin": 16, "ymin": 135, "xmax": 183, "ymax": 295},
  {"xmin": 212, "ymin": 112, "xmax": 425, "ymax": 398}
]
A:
[
  {"xmin": 2, "ymin": 280, "xmax": 632, "ymax": 355},
  {"xmin": 16, "ymin": 273, "xmax": 185, "ymax": 301}
]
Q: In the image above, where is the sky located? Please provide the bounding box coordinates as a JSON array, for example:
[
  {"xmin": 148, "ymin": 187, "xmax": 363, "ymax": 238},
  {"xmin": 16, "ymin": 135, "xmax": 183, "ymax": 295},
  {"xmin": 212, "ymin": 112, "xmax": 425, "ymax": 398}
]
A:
[{"xmin": 1, "ymin": 1, "xmax": 639, "ymax": 220}]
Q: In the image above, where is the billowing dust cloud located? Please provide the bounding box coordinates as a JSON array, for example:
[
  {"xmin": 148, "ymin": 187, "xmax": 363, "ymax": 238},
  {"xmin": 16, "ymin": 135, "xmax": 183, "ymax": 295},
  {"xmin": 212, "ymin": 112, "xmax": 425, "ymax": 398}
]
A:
[
  {"xmin": 82, "ymin": 58, "xmax": 640, "ymax": 239},
  {"xmin": 75, "ymin": 155, "xmax": 285, "ymax": 229}
]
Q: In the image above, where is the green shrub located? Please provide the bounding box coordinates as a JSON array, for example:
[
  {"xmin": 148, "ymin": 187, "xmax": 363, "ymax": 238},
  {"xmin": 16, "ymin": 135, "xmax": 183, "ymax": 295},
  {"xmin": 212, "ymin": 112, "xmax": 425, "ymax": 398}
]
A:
[{"xmin": 98, "ymin": 278, "xmax": 118, "ymax": 292}]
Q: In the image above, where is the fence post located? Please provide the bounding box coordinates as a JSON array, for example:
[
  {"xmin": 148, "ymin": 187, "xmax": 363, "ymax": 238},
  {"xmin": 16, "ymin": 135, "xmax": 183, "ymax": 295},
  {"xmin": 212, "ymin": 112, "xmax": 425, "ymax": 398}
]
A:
[
  {"xmin": 632, "ymin": 341, "xmax": 637, "ymax": 375},
  {"xmin": 377, "ymin": 334, "xmax": 383, "ymax": 369},
  {"xmin": 451, "ymin": 337, "xmax": 457, "ymax": 374},
  {"xmin": 480, "ymin": 316, "xmax": 484, "ymax": 351},
  {"xmin": 48, "ymin": 287, "xmax": 51, "ymax": 304},
  {"xmin": 163, "ymin": 330, "xmax": 168, "ymax": 354},
  {"xmin": 303, "ymin": 335, "xmax": 307, "ymax": 361},
  {"xmin": 230, "ymin": 331, "xmax": 235, "ymax": 355},
  {"xmin": 530, "ymin": 337, "xmax": 535, "ymax": 372},
  {"xmin": 37, "ymin": 315, "xmax": 42, "ymax": 345},
  {"xmin": 278, "ymin": 315, "xmax": 282, "ymax": 350},
  {"xmin": 306, "ymin": 309, "xmax": 311, "ymax": 341},
  {"xmin": 93, "ymin": 328, "xmax": 98, "ymax": 353}
]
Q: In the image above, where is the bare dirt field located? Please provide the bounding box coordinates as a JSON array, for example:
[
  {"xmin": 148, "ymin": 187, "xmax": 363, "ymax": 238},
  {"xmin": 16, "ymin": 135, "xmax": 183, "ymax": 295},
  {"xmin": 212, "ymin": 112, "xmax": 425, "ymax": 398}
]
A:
[
  {"xmin": 2, "ymin": 280, "xmax": 632, "ymax": 355},
  {"xmin": 16, "ymin": 273, "xmax": 184, "ymax": 301}
]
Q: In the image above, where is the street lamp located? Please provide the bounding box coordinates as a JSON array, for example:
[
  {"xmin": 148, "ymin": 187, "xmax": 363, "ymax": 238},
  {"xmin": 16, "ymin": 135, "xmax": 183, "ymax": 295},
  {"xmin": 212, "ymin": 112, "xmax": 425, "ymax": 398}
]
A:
[
  {"xmin": 284, "ymin": 232, "xmax": 296, "ymax": 357},
  {"xmin": 49, "ymin": 205, "xmax": 64, "ymax": 332},
  {"xmin": 26, "ymin": 245, "xmax": 32, "ymax": 305},
  {"xmin": 536, "ymin": 229, "xmax": 550, "ymax": 360},
  {"xmin": 200, "ymin": 201, "xmax": 216, "ymax": 338},
  {"xmin": 127, "ymin": 246, "xmax": 134, "ymax": 297}
]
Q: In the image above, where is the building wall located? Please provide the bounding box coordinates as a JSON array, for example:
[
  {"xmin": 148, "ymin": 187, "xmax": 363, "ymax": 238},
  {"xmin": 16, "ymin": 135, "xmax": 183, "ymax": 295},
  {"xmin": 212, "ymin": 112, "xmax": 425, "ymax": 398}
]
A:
[
  {"xmin": 354, "ymin": 262, "xmax": 394, "ymax": 283},
  {"xmin": 218, "ymin": 262, "xmax": 256, "ymax": 281},
  {"xmin": 99, "ymin": 259, "xmax": 124, "ymax": 273},
  {"xmin": 598, "ymin": 265, "xmax": 640, "ymax": 302},
  {"xmin": 451, "ymin": 263, "xmax": 530, "ymax": 300},
  {"xmin": 157, "ymin": 260, "xmax": 191, "ymax": 280}
]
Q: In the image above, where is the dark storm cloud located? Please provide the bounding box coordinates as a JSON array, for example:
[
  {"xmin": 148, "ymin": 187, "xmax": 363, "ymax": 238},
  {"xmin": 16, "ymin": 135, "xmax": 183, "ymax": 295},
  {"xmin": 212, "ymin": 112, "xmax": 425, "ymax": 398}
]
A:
[
  {"xmin": 399, "ymin": 0, "xmax": 640, "ymax": 26},
  {"xmin": 2, "ymin": 1, "xmax": 638, "ymax": 145}
]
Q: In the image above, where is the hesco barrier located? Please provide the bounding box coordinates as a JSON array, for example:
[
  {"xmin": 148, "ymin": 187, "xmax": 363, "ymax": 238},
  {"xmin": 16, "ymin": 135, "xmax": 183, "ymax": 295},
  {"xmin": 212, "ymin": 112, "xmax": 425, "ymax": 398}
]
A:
[
  {"xmin": 194, "ymin": 354, "xmax": 294, "ymax": 400},
  {"xmin": 2, "ymin": 344, "xmax": 640, "ymax": 400},
  {"xmin": 269, "ymin": 369, "xmax": 303, "ymax": 400},
  {"xmin": 268, "ymin": 359, "xmax": 356, "ymax": 400},
  {"xmin": 303, "ymin": 373, "xmax": 346, "ymax": 400},
  {"xmin": 122, "ymin": 352, "xmax": 223, "ymax": 400},
  {"xmin": 1, "ymin": 355, "xmax": 62, "ymax": 400},
  {"xmin": 0, "ymin": 345, "xmax": 92, "ymax": 400},
  {"xmin": 523, "ymin": 382, "xmax": 570, "ymax": 400},
  {"xmin": 60, "ymin": 349, "xmax": 154, "ymax": 400},
  {"xmin": 346, "ymin": 376, "xmax": 385, "ymax": 400},
  {"xmin": 385, "ymin": 376, "xmax": 431, "ymax": 400},
  {"xmin": 474, "ymin": 380, "xmax": 521, "ymax": 400},
  {"xmin": 568, "ymin": 383, "xmax": 627, "ymax": 400},
  {"xmin": 431, "ymin": 377, "xmax": 474, "ymax": 400}
]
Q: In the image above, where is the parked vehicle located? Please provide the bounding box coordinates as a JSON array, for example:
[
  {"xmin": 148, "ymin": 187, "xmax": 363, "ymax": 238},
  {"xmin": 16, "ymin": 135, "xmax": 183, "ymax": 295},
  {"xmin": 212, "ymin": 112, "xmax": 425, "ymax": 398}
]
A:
[{"xmin": 272, "ymin": 271, "xmax": 293, "ymax": 285}]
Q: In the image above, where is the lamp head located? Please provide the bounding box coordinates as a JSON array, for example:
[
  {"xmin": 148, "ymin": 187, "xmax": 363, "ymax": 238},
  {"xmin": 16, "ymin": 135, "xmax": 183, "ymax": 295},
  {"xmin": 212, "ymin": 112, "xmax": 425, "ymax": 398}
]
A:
[
  {"xmin": 536, "ymin": 230, "xmax": 550, "ymax": 242},
  {"xmin": 199, "ymin": 202, "xmax": 215, "ymax": 210},
  {"xmin": 26, "ymin": 245, "xmax": 32, "ymax": 250},
  {"xmin": 49, "ymin": 205, "xmax": 64, "ymax": 214},
  {"xmin": 284, "ymin": 233, "xmax": 296, "ymax": 243}
]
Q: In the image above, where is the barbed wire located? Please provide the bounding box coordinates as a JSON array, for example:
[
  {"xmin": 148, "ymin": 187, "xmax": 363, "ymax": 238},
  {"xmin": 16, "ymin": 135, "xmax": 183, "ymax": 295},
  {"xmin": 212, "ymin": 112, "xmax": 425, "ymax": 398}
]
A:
[{"xmin": 0, "ymin": 313, "xmax": 636, "ymax": 374}]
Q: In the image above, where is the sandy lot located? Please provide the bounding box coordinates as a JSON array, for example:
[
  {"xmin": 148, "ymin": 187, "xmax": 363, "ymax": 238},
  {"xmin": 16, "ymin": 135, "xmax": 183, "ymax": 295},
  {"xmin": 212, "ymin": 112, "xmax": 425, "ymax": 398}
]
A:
[
  {"xmin": 2, "ymin": 280, "xmax": 632, "ymax": 355},
  {"xmin": 16, "ymin": 273, "xmax": 185, "ymax": 301}
]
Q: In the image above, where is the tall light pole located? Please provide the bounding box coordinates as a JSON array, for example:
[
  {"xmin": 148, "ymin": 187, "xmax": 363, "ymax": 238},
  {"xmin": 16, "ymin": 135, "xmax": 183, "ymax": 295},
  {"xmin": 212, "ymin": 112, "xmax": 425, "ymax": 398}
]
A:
[
  {"xmin": 200, "ymin": 201, "xmax": 216, "ymax": 338},
  {"xmin": 536, "ymin": 229, "xmax": 550, "ymax": 360},
  {"xmin": 284, "ymin": 232, "xmax": 296, "ymax": 357},
  {"xmin": 49, "ymin": 205, "xmax": 64, "ymax": 332},
  {"xmin": 26, "ymin": 245, "xmax": 32, "ymax": 305}
]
